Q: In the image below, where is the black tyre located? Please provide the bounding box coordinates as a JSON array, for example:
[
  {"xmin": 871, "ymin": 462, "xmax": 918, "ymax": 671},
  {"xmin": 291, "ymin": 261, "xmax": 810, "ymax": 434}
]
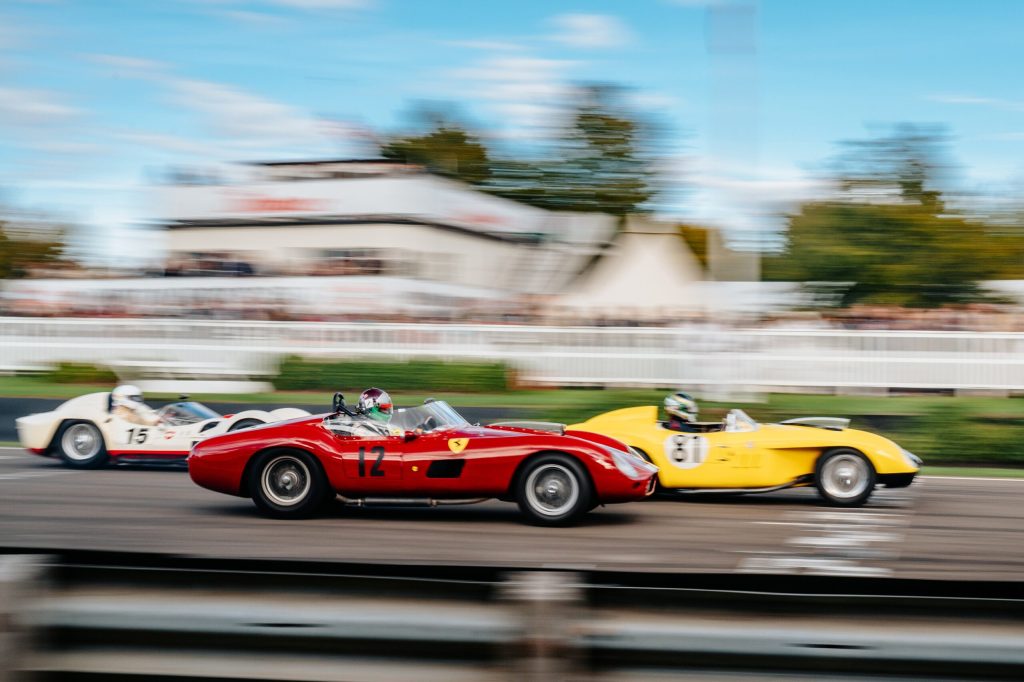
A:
[
  {"xmin": 228, "ymin": 418, "xmax": 264, "ymax": 432},
  {"xmin": 516, "ymin": 453, "xmax": 593, "ymax": 526},
  {"xmin": 249, "ymin": 449, "xmax": 330, "ymax": 519},
  {"xmin": 55, "ymin": 420, "xmax": 109, "ymax": 469},
  {"xmin": 815, "ymin": 448, "xmax": 876, "ymax": 507}
]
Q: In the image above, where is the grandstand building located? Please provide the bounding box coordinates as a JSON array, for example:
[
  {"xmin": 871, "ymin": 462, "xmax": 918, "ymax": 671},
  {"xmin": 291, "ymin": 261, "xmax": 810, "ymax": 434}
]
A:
[{"xmin": 159, "ymin": 159, "xmax": 617, "ymax": 296}]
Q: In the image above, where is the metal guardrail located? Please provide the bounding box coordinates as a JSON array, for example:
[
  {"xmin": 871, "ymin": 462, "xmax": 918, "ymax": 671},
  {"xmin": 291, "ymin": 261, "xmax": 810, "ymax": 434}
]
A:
[
  {"xmin": 3, "ymin": 317, "xmax": 1024, "ymax": 391},
  {"xmin": 3, "ymin": 552, "xmax": 1024, "ymax": 681}
]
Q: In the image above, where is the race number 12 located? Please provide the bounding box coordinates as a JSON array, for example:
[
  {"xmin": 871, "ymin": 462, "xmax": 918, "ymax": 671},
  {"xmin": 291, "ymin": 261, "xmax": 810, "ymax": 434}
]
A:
[{"xmin": 358, "ymin": 446, "xmax": 385, "ymax": 477}]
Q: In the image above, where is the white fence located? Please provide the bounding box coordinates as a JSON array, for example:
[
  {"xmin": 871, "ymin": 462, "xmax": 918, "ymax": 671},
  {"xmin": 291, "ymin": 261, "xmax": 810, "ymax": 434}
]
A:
[{"xmin": 2, "ymin": 317, "xmax": 1024, "ymax": 392}]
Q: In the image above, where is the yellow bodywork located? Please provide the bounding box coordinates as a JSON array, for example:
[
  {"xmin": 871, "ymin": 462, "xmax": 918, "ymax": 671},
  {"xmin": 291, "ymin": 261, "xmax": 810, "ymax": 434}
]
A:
[{"xmin": 570, "ymin": 406, "xmax": 919, "ymax": 490}]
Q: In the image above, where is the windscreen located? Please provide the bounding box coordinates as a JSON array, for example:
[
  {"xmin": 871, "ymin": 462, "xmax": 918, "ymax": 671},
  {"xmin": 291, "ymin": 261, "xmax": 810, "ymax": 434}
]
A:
[
  {"xmin": 158, "ymin": 401, "xmax": 221, "ymax": 426},
  {"xmin": 391, "ymin": 401, "xmax": 469, "ymax": 433},
  {"xmin": 724, "ymin": 409, "xmax": 759, "ymax": 433}
]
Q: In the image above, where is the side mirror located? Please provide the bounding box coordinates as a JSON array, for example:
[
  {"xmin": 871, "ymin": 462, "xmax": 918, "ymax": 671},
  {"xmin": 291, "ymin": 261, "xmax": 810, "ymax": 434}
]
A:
[
  {"xmin": 332, "ymin": 392, "xmax": 345, "ymax": 414},
  {"xmin": 179, "ymin": 394, "xmax": 190, "ymax": 401}
]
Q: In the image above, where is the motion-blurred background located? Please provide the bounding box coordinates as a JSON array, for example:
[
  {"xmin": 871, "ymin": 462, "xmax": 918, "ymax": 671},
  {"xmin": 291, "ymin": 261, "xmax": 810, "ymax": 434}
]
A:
[{"xmin": 2, "ymin": 0, "xmax": 1024, "ymax": 464}]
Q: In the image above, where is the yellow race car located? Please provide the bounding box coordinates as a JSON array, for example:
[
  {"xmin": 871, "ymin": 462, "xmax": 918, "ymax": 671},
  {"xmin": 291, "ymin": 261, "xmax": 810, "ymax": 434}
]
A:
[{"xmin": 569, "ymin": 406, "xmax": 922, "ymax": 506}]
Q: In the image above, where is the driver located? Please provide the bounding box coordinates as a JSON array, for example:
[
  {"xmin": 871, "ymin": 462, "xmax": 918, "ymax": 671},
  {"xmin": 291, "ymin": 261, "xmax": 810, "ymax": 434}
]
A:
[
  {"xmin": 111, "ymin": 384, "xmax": 162, "ymax": 426},
  {"xmin": 664, "ymin": 391, "xmax": 703, "ymax": 432},
  {"xmin": 328, "ymin": 388, "xmax": 403, "ymax": 437}
]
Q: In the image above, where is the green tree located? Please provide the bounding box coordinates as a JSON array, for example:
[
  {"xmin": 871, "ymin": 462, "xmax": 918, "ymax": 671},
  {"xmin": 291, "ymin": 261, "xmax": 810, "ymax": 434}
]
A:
[
  {"xmin": 489, "ymin": 85, "xmax": 657, "ymax": 215},
  {"xmin": 381, "ymin": 86, "xmax": 660, "ymax": 217},
  {"xmin": 778, "ymin": 127, "xmax": 1003, "ymax": 307},
  {"xmin": 0, "ymin": 219, "xmax": 66, "ymax": 279},
  {"xmin": 380, "ymin": 110, "xmax": 492, "ymax": 185}
]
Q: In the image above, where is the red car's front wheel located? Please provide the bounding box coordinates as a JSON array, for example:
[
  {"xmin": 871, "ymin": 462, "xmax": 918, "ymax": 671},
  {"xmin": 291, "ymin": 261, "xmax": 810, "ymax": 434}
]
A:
[
  {"xmin": 250, "ymin": 449, "xmax": 331, "ymax": 519},
  {"xmin": 516, "ymin": 454, "xmax": 593, "ymax": 526}
]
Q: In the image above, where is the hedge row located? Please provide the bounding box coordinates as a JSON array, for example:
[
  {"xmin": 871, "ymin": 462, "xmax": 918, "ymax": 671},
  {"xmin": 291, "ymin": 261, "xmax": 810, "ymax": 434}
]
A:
[
  {"xmin": 274, "ymin": 356, "xmax": 510, "ymax": 393},
  {"xmin": 44, "ymin": 362, "xmax": 119, "ymax": 385}
]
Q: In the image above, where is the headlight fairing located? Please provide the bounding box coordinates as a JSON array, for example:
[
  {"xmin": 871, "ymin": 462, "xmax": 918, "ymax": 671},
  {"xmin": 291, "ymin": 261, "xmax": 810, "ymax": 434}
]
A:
[
  {"xmin": 900, "ymin": 447, "xmax": 923, "ymax": 468},
  {"xmin": 607, "ymin": 446, "xmax": 657, "ymax": 478}
]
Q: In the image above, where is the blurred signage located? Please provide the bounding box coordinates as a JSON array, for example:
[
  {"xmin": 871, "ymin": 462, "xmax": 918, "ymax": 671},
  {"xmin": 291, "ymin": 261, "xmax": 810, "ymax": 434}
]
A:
[
  {"xmin": 231, "ymin": 194, "xmax": 326, "ymax": 213},
  {"xmin": 161, "ymin": 174, "xmax": 555, "ymax": 235}
]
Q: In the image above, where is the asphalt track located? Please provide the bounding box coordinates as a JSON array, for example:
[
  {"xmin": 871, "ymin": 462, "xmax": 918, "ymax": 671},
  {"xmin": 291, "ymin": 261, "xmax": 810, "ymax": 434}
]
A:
[{"xmin": 2, "ymin": 446, "xmax": 1023, "ymax": 581}]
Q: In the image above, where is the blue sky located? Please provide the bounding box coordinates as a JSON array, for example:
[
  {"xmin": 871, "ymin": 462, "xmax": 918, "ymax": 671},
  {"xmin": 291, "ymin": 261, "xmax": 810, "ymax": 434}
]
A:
[{"xmin": 2, "ymin": 0, "xmax": 1024, "ymax": 261}]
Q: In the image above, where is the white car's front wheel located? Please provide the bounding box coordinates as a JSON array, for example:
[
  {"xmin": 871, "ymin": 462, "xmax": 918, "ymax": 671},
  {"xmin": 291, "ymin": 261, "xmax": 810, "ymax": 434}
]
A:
[
  {"xmin": 228, "ymin": 418, "xmax": 264, "ymax": 432},
  {"xmin": 56, "ymin": 420, "xmax": 109, "ymax": 469}
]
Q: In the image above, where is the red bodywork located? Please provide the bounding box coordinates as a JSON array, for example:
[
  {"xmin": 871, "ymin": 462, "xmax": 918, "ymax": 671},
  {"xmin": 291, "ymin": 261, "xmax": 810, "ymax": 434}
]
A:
[{"xmin": 188, "ymin": 414, "xmax": 656, "ymax": 505}]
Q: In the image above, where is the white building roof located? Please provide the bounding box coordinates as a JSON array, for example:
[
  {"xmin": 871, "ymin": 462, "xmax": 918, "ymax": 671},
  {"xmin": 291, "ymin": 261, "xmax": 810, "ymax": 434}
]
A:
[{"xmin": 159, "ymin": 166, "xmax": 613, "ymax": 246}]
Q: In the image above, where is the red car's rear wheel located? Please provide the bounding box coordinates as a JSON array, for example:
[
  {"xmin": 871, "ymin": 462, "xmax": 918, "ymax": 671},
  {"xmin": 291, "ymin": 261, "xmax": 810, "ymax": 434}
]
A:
[{"xmin": 250, "ymin": 449, "xmax": 330, "ymax": 518}]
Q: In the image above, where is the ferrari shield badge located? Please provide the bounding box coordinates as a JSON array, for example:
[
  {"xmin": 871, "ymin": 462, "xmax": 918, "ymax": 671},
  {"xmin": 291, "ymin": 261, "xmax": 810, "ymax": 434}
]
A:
[{"xmin": 448, "ymin": 438, "xmax": 469, "ymax": 453}]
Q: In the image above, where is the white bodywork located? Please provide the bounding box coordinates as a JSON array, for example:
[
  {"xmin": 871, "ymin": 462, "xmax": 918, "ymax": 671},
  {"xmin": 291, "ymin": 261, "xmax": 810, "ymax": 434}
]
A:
[{"xmin": 16, "ymin": 392, "xmax": 308, "ymax": 459}]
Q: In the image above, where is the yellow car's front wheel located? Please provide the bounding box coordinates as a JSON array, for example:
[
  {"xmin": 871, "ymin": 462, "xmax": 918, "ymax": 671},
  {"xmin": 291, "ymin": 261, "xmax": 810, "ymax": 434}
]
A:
[{"xmin": 815, "ymin": 449, "xmax": 876, "ymax": 507}]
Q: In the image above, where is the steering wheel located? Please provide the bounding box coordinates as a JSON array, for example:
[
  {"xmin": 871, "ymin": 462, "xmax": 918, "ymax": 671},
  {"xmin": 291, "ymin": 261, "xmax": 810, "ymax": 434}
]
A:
[{"xmin": 416, "ymin": 416, "xmax": 439, "ymax": 433}]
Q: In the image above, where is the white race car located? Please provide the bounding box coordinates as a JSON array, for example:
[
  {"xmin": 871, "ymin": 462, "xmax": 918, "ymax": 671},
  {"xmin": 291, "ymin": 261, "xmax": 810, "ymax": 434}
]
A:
[{"xmin": 16, "ymin": 391, "xmax": 309, "ymax": 468}]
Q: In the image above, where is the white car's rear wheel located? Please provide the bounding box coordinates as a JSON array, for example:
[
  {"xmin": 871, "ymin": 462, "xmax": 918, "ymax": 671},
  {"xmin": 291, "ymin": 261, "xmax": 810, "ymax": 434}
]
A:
[{"xmin": 56, "ymin": 421, "xmax": 109, "ymax": 469}]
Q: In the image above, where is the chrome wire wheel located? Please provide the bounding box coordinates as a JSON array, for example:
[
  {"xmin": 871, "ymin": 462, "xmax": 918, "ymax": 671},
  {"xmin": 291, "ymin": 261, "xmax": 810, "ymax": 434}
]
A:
[
  {"xmin": 524, "ymin": 463, "xmax": 579, "ymax": 517},
  {"xmin": 61, "ymin": 423, "xmax": 101, "ymax": 461},
  {"xmin": 820, "ymin": 452, "xmax": 870, "ymax": 501},
  {"xmin": 260, "ymin": 455, "xmax": 311, "ymax": 507}
]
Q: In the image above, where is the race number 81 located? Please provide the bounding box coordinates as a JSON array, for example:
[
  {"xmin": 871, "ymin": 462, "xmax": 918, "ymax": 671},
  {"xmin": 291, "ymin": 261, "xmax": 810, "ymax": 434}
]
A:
[{"xmin": 663, "ymin": 434, "xmax": 708, "ymax": 469}]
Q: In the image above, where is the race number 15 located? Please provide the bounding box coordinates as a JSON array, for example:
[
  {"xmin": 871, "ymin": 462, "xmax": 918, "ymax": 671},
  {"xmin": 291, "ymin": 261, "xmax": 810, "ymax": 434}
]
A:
[{"xmin": 125, "ymin": 427, "xmax": 149, "ymax": 444}]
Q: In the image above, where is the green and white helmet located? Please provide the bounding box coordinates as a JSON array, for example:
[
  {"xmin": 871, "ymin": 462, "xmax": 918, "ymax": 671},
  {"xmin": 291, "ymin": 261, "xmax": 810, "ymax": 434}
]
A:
[
  {"xmin": 664, "ymin": 391, "xmax": 698, "ymax": 423},
  {"xmin": 358, "ymin": 387, "xmax": 394, "ymax": 423}
]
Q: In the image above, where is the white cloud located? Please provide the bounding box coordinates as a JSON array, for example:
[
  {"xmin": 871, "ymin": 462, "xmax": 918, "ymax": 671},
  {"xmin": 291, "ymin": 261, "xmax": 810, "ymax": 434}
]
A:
[
  {"xmin": 0, "ymin": 22, "xmax": 20, "ymax": 50},
  {"xmin": 87, "ymin": 54, "xmax": 168, "ymax": 72},
  {"xmin": 265, "ymin": 0, "xmax": 371, "ymax": 9},
  {"xmin": 928, "ymin": 93, "xmax": 1024, "ymax": 111},
  {"xmin": 671, "ymin": 156, "xmax": 829, "ymax": 238},
  {"xmin": 450, "ymin": 55, "xmax": 577, "ymax": 134},
  {"xmin": 444, "ymin": 39, "xmax": 525, "ymax": 52},
  {"xmin": 629, "ymin": 91, "xmax": 684, "ymax": 112},
  {"xmin": 550, "ymin": 13, "xmax": 632, "ymax": 49},
  {"xmin": 83, "ymin": 54, "xmax": 336, "ymax": 152},
  {"xmin": 115, "ymin": 131, "xmax": 219, "ymax": 156},
  {"xmin": 216, "ymin": 9, "xmax": 288, "ymax": 26},
  {"xmin": 169, "ymin": 78, "xmax": 329, "ymax": 146},
  {"xmin": 665, "ymin": 0, "xmax": 727, "ymax": 7},
  {"xmin": 979, "ymin": 132, "xmax": 1024, "ymax": 142},
  {"xmin": 0, "ymin": 86, "xmax": 79, "ymax": 123},
  {"xmin": 28, "ymin": 140, "xmax": 103, "ymax": 155}
]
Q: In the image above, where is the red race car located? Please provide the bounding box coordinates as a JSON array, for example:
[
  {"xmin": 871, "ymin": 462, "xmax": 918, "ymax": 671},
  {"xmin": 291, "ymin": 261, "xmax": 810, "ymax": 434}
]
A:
[{"xmin": 188, "ymin": 394, "xmax": 658, "ymax": 525}]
